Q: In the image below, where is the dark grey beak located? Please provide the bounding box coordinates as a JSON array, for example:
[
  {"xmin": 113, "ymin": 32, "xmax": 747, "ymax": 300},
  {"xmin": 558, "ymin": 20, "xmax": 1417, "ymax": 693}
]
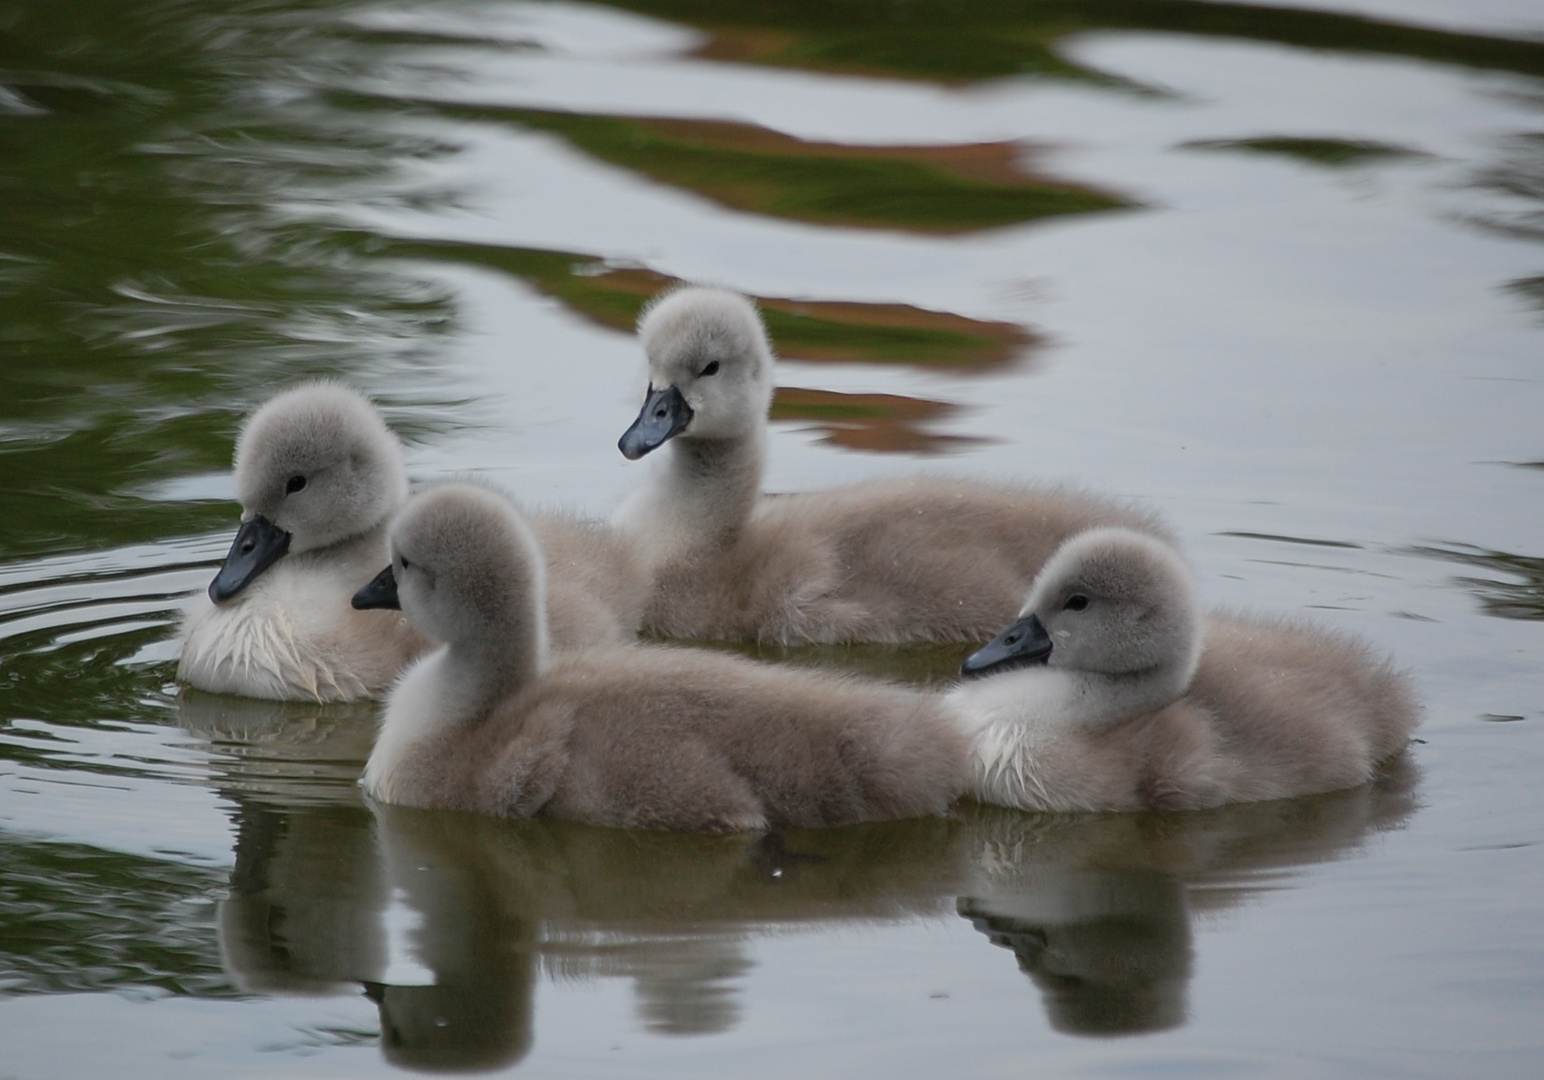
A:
[
  {"xmin": 208, "ymin": 515, "xmax": 291, "ymax": 604},
  {"xmin": 618, "ymin": 384, "xmax": 693, "ymax": 460},
  {"xmin": 961, "ymin": 613, "xmax": 1053, "ymax": 677},
  {"xmin": 352, "ymin": 565, "xmax": 400, "ymax": 611}
]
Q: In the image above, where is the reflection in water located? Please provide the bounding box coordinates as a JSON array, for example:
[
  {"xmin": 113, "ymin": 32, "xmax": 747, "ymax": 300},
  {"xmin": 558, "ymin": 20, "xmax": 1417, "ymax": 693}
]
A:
[
  {"xmin": 1411, "ymin": 543, "xmax": 1544, "ymax": 620},
  {"xmin": 1474, "ymin": 132, "xmax": 1544, "ymax": 241},
  {"xmin": 956, "ymin": 765, "xmax": 1418, "ymax": 1038},
  {"xmin": 0, "ymin": 0, "xmax": 461, "ymax": 561},
  {"xmin": 187, "ymin": 685, "xmax": 1419, "ymax": 1066},
  {"xmin": 597, "ymin": 0, "xmax": 1544, "ymax": 84},
  {"xmin": 1180, "ymin": 136, "xmax": 1423, "ymax": 167},
  {"xmin": 1505, "ymin": 274, "xmax": 1544, "ymax": 321},
  {"xmin": 963, "ymin": 869, "xmax": 1191, "ymax": 1036},
  {"xmin": 0, "ymin": 832, "xmax": 231, "ymax": 998},
  {"xmin": 373, "ymin": 237, "xmax": 1039, "ymax": 374},
  {"xmin": 407, "ymin": 108, "xmax": 1128, "ymax": 233},
  {"xmin": 177, "ymin": 692, "xmax": 390, "ymax": 1000},
  {"xmin": 770, "ymin": 387, "xmax": 987, "ymax": 454}
]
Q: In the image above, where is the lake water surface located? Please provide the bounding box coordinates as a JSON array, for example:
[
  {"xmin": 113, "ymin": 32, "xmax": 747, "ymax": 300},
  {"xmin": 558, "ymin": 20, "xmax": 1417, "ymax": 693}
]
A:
[{"xmin": 2, "ymin": 1, "xmax": 1542, "ymax": 1076}]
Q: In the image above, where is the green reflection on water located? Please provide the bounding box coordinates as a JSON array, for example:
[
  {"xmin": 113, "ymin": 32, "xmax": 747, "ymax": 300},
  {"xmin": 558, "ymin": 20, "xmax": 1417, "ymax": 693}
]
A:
[
  {"xmin": 374, "ymin": 236, "xmax": 1036, "ymax": 372},
  {"xmin": 363, "ymin": 100, "xmax": 1130, "ymax": 233},
  {"xmin": 0, "ymin": 835, "xmax": 232, "ymax": 998},
  {"xmin": 595, "ymin": 0, "xmax": 1544, "ymax": 83},
  {"xmin": 0, "ymin": 0, "xmax": 459, "ymax": 561},
  {"xmin": 1181, "ymin": 136, "xmax": 1423, "ymax": 167}
]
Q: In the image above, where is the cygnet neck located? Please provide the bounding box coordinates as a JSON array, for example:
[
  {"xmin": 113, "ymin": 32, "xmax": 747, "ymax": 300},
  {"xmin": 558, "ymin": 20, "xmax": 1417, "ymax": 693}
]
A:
[
  {"xmin": 1061, "ymin": 661, "xmax": 1192, "ymax": 729},
  {"xmin": 677, "ymin": 430, "xmax": 762, "ymax": 518},
  {"xmin": 627, "ymin": 429, "xmax": 763, "ymax": 564},
  {"xmin": 288, "ymin": 513, "xmax": 392, "ymax": 568},
  {"xmin": 436, "ymin": 581, "xmax": 548, "ymax": 725}
]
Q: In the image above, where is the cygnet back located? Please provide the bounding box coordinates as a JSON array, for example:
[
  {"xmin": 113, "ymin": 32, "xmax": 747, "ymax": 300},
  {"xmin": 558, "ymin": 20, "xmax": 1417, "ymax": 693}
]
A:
[
  {"xmin": 950, "ymin": 527, "xmax": 1419, "ymax": 812},
  {"xmin": 614, "ymin": 287, "xmax": 1172, "ymax": 645},
  {"xmin": 362, "ymin": 482, "xmax": 968, "ymax": 833}
]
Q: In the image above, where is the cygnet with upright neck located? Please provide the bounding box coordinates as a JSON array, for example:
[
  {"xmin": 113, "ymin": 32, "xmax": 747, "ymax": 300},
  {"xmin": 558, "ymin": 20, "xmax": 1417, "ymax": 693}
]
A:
[
  {"xmin": 947, "ymin": 527, "xmax": 1418, "ymax": 812},
  {"xmin": 614, "ymin": 286, "xmax": 1169, "ymax": 645},
  {"xmin": 355, "ymin": 482, "xmax": 966, "ymax": 832}
]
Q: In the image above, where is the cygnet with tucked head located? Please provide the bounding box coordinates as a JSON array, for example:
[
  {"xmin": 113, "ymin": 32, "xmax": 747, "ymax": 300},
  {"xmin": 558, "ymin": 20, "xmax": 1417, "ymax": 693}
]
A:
[
  {"xmin": 178, "ymin": 383, "xmax": 427, "ymax": 702},
  {"xmin": 355, "ymin": 482, "xmax": 967, "ymax": 833},
  {"xmin": 614, "ymin": 286, "xmax": 1172, "ymax": 645},
  {"xmin": 948, "ymin": 527, "xmax": 1418, "ymax": 813}
]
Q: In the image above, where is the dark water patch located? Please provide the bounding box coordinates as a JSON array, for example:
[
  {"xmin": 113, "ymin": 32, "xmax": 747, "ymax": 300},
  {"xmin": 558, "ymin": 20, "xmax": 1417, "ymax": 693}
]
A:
[
  {"xmin": 1180, "ymin": 136, "xmax": 1425, "ymax": 167},
  {"xmin": 770, "ymin": 387, "xmax": 988, "ymax": 454},
  {"xmin": 375, "ymin": 237, "xmax": 1039, "ymax": 372},
  {"xmin": 0, "ymin": 833, "xmax": 233, "ymax": 998},
  {"xmin": 1217, "ymin": 531, "xmax": 1364, "ymax": 549},
  {"xmin": 0, "ymin": 542, "xmax": 214, "ymax": 725},
  {"xmin": 1411, "ymin": 543, "xmax": 1544, "ymax": 620},
  {"xmin": 594, "ymin": 0, "xmax": 1544, "ymax": 84},
  {"xmin": 0, "ymin": 0, "xmax": 467, "ymax": 560},
  {"xmin": 374, "ymin": 105, "xmax": 1132, "ymax": 233},
  {"xmin": 1469, "ymin": 132, "xmax": 1544, "ymax": 242},
  {"xmin": 1480, "ymin": 714, "xmax": 1527, "ymax": 723},
  {"xmin": 0, "ymin": 622, "xmax": 178, "ymax": 727},
  {"xmin": 1503, "ymin": 274, "xmax": 1544, "ymax": 322}
]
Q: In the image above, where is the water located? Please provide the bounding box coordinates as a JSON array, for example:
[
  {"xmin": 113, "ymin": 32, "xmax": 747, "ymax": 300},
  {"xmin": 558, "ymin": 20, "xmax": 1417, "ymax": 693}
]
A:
[{"xmin": 1, "ymin": 0, "xmax": 1541, "ymax": 1075}]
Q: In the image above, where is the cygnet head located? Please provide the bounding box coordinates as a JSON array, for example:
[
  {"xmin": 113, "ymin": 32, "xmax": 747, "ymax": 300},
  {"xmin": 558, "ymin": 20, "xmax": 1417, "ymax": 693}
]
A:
[
  {"xmin": 209, "ymin": 383, "xmax": 407, "ymax": 603},
  {"xmin": 962, "ymin": 527, "xmax": 1202, "ymax": 686},
  {"xmin": 618, "ymin": 286, "xmax": 775, "ymax": 459},
  {"xmin": 354, "ymin": 482, "xmax": 549, "ymax": 678}
]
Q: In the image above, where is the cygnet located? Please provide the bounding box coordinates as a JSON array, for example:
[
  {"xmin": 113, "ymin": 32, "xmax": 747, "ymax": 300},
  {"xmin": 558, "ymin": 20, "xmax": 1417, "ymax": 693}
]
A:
[
  {"xmin": 947, "ymin": 527, "xmax": 1419, "ymax": 812},
  {"xmin": 353, "ymin": 482, "xmax": 966, "ymax": 832},
  {"xmin": 614, "ymin": 286, "xmax": 1169, "ymax": 644},
  {"xmin": 178, "ymin": 383, "xmax": 427, "ymax": 701},
  {"xmin": 180, "ymin": 384, "xmax": 645, "ymax": 702}
]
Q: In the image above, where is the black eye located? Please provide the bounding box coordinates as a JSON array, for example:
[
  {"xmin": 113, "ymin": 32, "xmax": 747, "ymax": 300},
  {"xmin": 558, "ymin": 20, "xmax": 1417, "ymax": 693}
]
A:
[
  {"xmin": 399, "ymin": 556, "xmax": 411, "ymax": 571},
  {"xmin": 1064, "ymin": 594, "xmax": 1089, "ymax": 611},
  {"xmin": 699, "ymin": 361, "xmax": 720, "ymax": 377},
  {"xmin": 285, "ymin": 475, "xmax": 306, "ymax": 494}
]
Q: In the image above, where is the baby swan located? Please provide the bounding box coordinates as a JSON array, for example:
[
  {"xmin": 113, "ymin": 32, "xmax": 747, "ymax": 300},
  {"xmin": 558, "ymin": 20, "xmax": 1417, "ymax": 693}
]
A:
[
  {"xmin": 947, "ymin": 528, "xmax": 1418, "ymax": 813},
  {"xmin": 178, "ymin": 383, "xmax": 427, "ymax": 702},
  {"xmin": 353, "ymin": 482, "xmax": 966, "ymax": 833},
  {"xmin": 615, "ymin": 286, "xmax": 1169, "ymax": 645},
  {"xmin": 179, "ymin": 385, "xmax": 643, "ymax": 703}
]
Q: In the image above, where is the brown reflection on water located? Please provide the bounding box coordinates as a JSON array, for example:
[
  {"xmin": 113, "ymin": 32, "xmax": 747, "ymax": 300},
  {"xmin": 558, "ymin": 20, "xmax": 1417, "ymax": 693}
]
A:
[
  {"xmin": 379, "ymin": 238, "xmax": 1040, "ymax": 374},
  {"xmin": 598, "ymin": 0, "xmax": 1544, "ymax": 85},
  {"xmin": 771, "ymin": 386, "xmax": 988, "ymax": 454},
  {"xmin": 418, "ymin": 106, "xmax": 1129, "ymax": 234}
]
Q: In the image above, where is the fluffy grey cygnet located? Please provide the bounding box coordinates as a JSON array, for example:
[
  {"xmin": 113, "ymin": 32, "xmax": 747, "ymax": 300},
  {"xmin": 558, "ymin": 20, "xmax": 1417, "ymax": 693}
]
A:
[
  {"xmin": 947, "ymin": 527, "xmax": 1419, "ymax": 812},
  {"xmin": 614, "ymin": 286, "xmax": 1169, "ymax": 645},
  {"xmin": 179, "ymin": 384, "xmax": 645, "ymax": 703},
  {"xmin": 178, "ymin": 383, "xmax": 428, "ymax": 702},
  {"xmin": 357, "ymin": 482, "xmax": 966, "ymax": 833}
]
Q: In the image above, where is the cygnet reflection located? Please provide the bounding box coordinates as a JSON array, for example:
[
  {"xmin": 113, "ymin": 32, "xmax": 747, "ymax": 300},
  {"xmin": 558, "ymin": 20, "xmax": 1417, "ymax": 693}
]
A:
[
  {"xmin": 962, "ymin": 868, "xmax": 1191, "ymax": 1035},
  {"xmin": 188, "ymin": 683, "xmax": 1419, "ymax": 1065},
  {"xmin": 956, "ymin": 755, "xmax": 1419, "ymax": 1037},
  {"xmin": 370, "ymin": 803, "xmax": 967, "ymax": 1052},
  {"xmin": 178, "ymin": 690, "xmax": 389, "ymax": 995}
]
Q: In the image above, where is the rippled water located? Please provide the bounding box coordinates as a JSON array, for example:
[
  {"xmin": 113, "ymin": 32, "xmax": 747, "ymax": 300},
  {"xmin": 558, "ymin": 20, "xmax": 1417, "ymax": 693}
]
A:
[{"xmin": 2, "ymin": 1, "xmax": 1542, "ymax": 1075}]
